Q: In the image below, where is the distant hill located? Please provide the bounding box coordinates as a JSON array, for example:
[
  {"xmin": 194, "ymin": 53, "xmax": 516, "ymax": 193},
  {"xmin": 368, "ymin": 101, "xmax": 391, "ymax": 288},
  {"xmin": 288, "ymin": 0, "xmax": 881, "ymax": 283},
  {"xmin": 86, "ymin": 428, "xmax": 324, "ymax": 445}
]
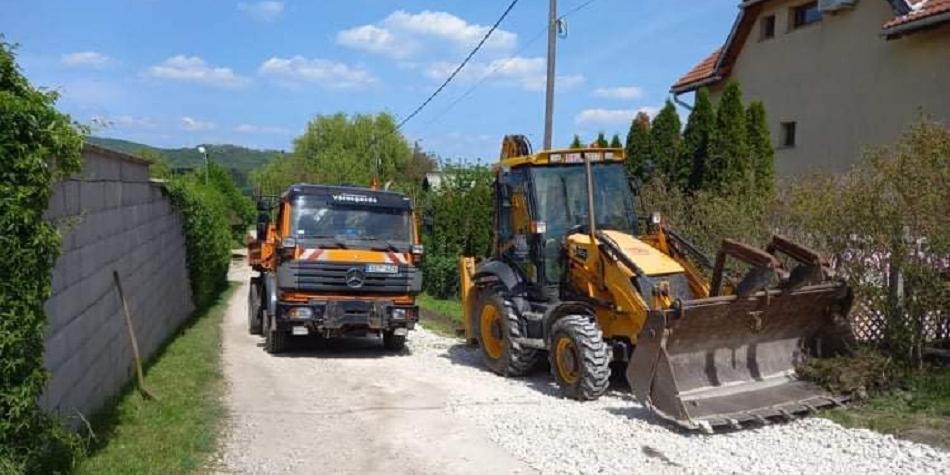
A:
[{"xmin": 87, "ymin": 137, "xmax": 282, "ymax": 191}]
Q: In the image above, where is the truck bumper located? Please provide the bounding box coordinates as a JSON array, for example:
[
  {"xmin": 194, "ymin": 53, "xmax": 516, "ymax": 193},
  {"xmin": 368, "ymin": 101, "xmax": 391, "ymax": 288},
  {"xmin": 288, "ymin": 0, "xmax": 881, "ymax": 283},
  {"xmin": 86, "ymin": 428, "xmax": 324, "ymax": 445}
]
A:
[{"xmin": 275, "ymin": 299, "xmax": 418, "ymax": 336}]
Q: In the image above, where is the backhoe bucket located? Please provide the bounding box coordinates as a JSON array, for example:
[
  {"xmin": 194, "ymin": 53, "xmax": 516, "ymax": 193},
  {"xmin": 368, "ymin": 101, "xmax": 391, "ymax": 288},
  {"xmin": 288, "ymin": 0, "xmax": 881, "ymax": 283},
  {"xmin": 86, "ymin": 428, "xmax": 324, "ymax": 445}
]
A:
[{"xmin": 627, "ymin": 282, "xmax": 853, "ymax": 431}]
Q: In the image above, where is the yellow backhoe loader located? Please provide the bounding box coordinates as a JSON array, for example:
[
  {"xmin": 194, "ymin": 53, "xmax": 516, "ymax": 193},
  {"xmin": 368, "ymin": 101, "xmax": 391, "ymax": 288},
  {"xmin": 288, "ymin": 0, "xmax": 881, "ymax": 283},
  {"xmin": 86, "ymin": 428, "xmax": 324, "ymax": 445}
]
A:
[{"xmin": 458, "ymin": 136, "xmax": 854, "ymax": 431}]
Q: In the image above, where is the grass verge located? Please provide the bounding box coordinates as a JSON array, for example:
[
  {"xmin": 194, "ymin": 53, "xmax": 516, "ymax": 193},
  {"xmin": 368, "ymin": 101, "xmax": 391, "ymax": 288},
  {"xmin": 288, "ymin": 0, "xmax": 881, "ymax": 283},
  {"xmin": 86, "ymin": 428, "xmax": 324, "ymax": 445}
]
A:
[
  {"xmin": 417, "ymin": 293, "xmax": 463, "ymax": 337},
  {"xmin": 823, "ymin": 366, "xmax": 949, "ymax": 450},
  {"xmin": 76, "ymin": 282, "xmax": 238, "ymax": 474}
]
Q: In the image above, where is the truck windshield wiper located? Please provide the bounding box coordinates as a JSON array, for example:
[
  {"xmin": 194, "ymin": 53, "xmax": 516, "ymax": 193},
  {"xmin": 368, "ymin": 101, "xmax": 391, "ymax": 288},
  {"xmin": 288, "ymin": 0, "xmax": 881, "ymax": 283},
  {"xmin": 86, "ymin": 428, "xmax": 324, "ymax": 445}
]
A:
[
  {"xmin": 352, "ymin": 237, "xmax": 401, "ymax": 252},
  {"xmin": 307, "ymin": 235, "xmax": 348, "ymax": 249}
]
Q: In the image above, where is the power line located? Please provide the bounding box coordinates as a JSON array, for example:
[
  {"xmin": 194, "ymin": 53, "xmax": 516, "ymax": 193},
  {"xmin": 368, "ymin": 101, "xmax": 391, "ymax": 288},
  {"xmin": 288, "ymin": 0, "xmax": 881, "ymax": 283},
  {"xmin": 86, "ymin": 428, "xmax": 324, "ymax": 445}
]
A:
[
  {"xmin": 396, "ymin": 0, "xmax": 522, "ymax": 129},
  {"xmin": 422, "ymin": 0, "xmax": 602, "ymax": 127}
]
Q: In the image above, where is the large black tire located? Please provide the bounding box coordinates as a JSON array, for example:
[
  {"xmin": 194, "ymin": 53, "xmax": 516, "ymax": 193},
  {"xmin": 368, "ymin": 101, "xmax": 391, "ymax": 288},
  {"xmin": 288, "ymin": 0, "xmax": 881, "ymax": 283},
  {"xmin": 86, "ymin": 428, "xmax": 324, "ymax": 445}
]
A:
[
  {"xmin": 473, "ymin": 288, "xmax": 540, "ymax": 376},
  {"xmin": 264, "ymin": 314, "xmax": 288, "ymax": 354},
  {"xmin": 383, "ymin": 330, "xmax": 407, "ymax": 351},
  {"xmin": 548, "ymin": 314, "xmax": 610, "ymax": 400},
  {"xmin": 248, "ymin": 279, "xmax": 263, "ymax": 335}
]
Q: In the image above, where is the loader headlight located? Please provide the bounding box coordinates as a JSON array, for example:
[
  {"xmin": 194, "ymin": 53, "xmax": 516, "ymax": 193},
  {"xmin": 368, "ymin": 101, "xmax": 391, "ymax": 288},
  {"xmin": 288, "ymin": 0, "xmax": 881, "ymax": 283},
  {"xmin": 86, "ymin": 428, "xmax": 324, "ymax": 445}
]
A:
[
  {"xmin": 287, "ymin": 307, "xmax": 313, "ymax": 319},
  {"xmin": 391, "ymin": 308, "xmax": 407, "ymax": 320},
  {"xmin": 651, "ymin": 212, "xmax": 662, "ymax": 225}
]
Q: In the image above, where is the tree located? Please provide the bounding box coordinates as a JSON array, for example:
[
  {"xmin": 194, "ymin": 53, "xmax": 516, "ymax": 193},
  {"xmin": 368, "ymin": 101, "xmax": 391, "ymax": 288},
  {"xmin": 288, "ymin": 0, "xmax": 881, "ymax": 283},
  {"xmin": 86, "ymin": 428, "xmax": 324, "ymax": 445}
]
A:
[
  {"xmin": 595, "ymin": 132, "xmax": 609, "ymax": 148},
  {"xmin": 625, "ymin": 111, "xmax": 655, "ymax": 181},
  {"xmin": 570, "ymin": 134, "xmax": 583, "ymax": 149},
  {"xmin": 610, "ymin": 133, "xmax": 622, "ymax": 148},
  {"xmin": 683, "ymin": 88, "xmax": 715, "ymax": 192},
  {"xmin": 651, "ymin": 100, "xmax": 686, "ymax": 189},
  {"xmin": 255, "ymin": 113, "xmax": 414, "ymax": 190},
  {"xmin": 746, "ymin": 101, "xmax": 775, "ymax": 197},
  {"xmin": 707, "ymin": 82, "xmax": 750, "ymax": 191},
  {"xmin": 138, "ymin": 148, "xmax": 171, "ymax": 179}
]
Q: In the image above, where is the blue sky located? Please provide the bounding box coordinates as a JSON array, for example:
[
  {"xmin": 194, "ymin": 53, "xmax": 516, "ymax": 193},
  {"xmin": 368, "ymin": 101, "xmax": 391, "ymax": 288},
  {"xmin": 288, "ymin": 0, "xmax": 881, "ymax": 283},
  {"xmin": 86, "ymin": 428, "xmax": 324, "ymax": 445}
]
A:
[{"xmin": 2, "ymin": 0, "xmax": 737, "ymax": 162}]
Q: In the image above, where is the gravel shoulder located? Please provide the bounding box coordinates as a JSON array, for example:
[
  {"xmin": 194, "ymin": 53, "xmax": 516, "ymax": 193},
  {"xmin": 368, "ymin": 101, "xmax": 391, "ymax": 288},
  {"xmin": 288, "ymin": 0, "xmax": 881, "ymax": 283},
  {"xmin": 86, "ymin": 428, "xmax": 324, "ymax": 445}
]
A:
[{"xmin": 216, "ymin": 262, "xmax": 948, "ymax": 474}]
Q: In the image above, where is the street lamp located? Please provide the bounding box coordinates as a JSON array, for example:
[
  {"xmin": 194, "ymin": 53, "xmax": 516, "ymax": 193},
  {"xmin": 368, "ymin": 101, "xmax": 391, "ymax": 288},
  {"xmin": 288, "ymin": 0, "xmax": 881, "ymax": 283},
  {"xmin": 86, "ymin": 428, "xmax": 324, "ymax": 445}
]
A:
[{"xmin": 197, "ymin": 145, "xmax": 209, "ymax": 185}]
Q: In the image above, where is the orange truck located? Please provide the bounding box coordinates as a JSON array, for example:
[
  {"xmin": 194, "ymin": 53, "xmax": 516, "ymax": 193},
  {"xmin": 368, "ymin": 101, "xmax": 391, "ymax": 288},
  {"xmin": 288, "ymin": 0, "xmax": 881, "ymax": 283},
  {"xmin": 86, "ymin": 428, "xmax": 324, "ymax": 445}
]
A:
[{"xmin": 247, "ymin": 184, "xmax": 423, "ymax": 353}]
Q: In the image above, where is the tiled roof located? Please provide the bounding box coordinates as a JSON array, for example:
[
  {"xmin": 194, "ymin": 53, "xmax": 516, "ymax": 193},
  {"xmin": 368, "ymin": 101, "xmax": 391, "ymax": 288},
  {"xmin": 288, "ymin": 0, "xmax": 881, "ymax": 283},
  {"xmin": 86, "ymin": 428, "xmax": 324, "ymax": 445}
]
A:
[
  {"xmin": 670, "ymin": 1, "xmax": 950, "ymax": 93},
  {"xmin": 670, "ymin": 49, "xmax": 723, "ymax": 92},
  {"xmin": 884, "ymin": 0, "xmax": 950, "ymax": 29}
]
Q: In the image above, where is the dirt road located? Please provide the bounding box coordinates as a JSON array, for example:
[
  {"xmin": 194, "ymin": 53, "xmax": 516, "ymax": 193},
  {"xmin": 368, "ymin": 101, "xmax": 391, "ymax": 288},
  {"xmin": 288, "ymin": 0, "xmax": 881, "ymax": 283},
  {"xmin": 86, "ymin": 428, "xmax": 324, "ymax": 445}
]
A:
[{"xmin": 216, "ymin": 260, "xmax": 948, "ymax": 474}]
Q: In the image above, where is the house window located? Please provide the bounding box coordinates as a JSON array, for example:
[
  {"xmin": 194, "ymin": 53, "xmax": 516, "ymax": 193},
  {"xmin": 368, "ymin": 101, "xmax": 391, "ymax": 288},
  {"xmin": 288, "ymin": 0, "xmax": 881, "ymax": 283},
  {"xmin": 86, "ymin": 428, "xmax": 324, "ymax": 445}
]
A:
[
  {"xmin": 760, "ymin": 15, "xmax": 776, "ymax": 40},
  {"xmin": 792, "ymin": 2, "xmax": 822, "ymax": 29},
  {"xmin": 781, "ymin": 122, "xmax": 797, "ymax": 148}
]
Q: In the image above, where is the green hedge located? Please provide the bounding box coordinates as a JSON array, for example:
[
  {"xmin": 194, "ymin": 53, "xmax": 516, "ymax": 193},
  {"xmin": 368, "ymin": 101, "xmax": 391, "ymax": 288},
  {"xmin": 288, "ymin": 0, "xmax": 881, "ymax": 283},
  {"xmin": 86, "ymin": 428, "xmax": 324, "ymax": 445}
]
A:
[
  {"xmin": 0, "ymin": 42, "xmax": 86, "ymax": 473},
  {"xmin": 166, "ymin": 176, "xmax": 234, "ymax": 312}
]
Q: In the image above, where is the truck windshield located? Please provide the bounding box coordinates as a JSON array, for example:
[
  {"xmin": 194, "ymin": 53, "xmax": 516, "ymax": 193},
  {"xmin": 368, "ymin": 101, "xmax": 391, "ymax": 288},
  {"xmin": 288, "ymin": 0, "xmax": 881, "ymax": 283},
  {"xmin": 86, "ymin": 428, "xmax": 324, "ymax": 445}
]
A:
[
  {"xmin": 530, "ymin": 163, "xmax": 638, "ymax": 239},
  {"xmin": 291, "ymin": 196, "xmax": 412, "ymax": 246}
]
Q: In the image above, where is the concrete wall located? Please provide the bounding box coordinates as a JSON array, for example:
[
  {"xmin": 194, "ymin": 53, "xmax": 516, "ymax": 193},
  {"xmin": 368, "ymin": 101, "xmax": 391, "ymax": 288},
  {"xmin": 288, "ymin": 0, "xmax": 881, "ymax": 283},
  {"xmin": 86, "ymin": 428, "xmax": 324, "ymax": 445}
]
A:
[
  {"xmin": 41, "ymin": 144, "xmax": 193, "ymax": 420},
  {"xmin": 708, "ymin": 0, "xmax": 950, "ymax": 175}
]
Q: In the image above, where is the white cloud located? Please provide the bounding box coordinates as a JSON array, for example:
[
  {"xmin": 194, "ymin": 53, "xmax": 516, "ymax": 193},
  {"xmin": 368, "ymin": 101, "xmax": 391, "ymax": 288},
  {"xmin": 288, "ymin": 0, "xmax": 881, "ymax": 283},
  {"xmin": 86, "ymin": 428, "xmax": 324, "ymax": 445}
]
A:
[
  {"xmin": 91, "ymin": 115, "xmax": 158, "ymax": 129},
  {"xmin": 148, "ymin": 55, "xmax": 248, "ymax": 88},
  {"xmin": 425, "ymin": 56, "xmax": 584, "ymax": 92},
  {"xmin": 258, "ymin": 56, "xmax": 377, "ymax": 89},
  {"xmin": 337, "ymin": 10, "xmax": 517, "ymax": 59},
  {"xmin": 61, "ymin": 51, "xmax": 111, "ymax": 67},
  {"xmin": 181, "ymin": 116, "xmax": 216, "ymax": 131},
  {"xmin": 235, "ymin": 123, "xmax": 293, "ymax": 135},
  {"xmin": 574, "ymin": 107, "xmax": 660, "ymax": 125},
  {"xmin": 592, "ymin": 85, "xmax": 644, "ymax": 100},
  {"xmin": 237, "ymin": 1, "xmax": 284, "ymax": 22}
]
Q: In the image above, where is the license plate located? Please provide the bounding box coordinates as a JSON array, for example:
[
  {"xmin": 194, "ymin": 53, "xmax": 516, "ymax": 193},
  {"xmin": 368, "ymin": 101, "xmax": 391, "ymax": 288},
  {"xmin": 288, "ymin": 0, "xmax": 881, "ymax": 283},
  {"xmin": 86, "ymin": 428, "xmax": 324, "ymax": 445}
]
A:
[
  {"xmin": 394, "ymin": 328, "xmax": 409, "ymax": 336},
  {"xmin": 366, "ymin": 263, "xmax": 398, "ymax": 274},
  {"xmin": 292, "ymin": 326, "xmax": 308, "ymax": 336}
]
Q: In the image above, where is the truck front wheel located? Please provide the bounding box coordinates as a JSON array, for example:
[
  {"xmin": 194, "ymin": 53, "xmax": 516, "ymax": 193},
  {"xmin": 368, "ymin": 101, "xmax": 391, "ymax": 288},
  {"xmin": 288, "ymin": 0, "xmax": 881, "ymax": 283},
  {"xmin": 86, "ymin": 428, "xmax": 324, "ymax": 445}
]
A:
[
  {"xmin": 383, "ymin": 330, "xmax": 406, "ymax": 351},
  {"xmin": 264, "ymin": 315, "xmax": 288, "ymax": 354},
  {"xmin": 248, "ymin": 278, "xmax": 263, "ymax": 335}
]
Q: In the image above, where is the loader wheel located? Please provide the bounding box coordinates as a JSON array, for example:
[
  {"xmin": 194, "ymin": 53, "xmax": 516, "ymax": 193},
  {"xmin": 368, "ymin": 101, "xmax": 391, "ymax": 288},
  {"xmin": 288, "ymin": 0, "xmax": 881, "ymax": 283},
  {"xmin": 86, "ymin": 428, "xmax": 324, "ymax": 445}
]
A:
[
  {"xmin": 264, "ymin": 315, "xmax": 288, "ymax": 354},
  {"xmin": 475, "ymin": 289, "xmax": 539, "ymax": 376},
  {"xmin": 549, "ymin": 315, "xmax": 610, "ymax": 400},
  {"xmin": 383, "ymin": 330, "xmax": 406, "ymax": 351},
  {"xmin": 247, "ymin": 279, "xmax": 263, "ymax": 335}
]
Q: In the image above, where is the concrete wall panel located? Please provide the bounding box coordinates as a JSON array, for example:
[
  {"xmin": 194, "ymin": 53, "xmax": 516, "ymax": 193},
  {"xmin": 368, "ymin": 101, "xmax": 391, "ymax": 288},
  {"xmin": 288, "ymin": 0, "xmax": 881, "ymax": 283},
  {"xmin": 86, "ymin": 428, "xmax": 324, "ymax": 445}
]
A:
[{"xmin": 42, "ymin": 146, "xmax": 194, "ymax": 423}]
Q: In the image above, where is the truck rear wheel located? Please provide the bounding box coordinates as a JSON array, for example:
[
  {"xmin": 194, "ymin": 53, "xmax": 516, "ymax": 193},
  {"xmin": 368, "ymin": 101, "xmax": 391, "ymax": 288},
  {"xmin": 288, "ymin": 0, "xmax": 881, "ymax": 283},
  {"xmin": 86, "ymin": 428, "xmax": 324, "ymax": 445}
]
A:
[
  {"xmin": 383, "ymin": 330, "xmax": 406, "ymax": 351},
  {"xmin": 248, "ymin": 278, "xmax": 263, "ymax": 335},
  {"xmin": 264, "ymin": 315, "xmax": 288, "ymax": 354},
  {"xmin": 475, "ymin": 288, "xmax": 539, "ymax": 376},
  {"xmin": 549, "ymin": 314, "xmax": 610, "ymax": 400}
]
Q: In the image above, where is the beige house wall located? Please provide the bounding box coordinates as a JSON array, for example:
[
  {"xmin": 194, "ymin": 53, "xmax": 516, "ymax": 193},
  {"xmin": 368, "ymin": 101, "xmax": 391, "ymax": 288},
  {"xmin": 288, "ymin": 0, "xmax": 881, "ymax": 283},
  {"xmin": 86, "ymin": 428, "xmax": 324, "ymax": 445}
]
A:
[{"xmin": 708, "ymin": 0, "xmax": 950, "ymax": 176}]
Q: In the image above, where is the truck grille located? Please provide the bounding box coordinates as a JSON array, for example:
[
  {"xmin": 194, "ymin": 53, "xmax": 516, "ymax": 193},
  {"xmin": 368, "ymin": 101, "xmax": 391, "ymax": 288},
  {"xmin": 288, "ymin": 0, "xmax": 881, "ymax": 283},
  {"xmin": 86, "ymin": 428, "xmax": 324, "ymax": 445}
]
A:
[{"xmin": 278, "ymin": 261, "xmax": 421, "ymax": 294}]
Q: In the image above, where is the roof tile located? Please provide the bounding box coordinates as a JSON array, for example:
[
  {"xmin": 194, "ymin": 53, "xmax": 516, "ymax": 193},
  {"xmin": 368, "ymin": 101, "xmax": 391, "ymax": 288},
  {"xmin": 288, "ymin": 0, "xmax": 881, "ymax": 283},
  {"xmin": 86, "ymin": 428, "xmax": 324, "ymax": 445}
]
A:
[
  {"xmin": 671, "ymin": 48, "xmax": 723, "ymax": 91},
  {"xmin": 884, "ymin": 0, "xmax": 950, "ymax": 29}
]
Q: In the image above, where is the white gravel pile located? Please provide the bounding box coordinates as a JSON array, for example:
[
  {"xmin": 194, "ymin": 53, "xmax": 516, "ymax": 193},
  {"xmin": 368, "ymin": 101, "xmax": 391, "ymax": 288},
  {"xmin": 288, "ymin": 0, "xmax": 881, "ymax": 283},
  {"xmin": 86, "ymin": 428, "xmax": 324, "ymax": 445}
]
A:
[{"xmin": 406, "ymin": 325, "xmax": 950, "ymax": 474}]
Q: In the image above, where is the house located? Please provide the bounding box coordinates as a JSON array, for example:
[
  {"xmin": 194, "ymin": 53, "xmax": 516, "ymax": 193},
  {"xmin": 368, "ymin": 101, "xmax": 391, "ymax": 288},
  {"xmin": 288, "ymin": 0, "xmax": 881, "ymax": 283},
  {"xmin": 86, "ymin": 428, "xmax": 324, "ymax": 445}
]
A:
[{"xmin": 671, "ymin": 0, "xmax": 950, "ymax": 175}]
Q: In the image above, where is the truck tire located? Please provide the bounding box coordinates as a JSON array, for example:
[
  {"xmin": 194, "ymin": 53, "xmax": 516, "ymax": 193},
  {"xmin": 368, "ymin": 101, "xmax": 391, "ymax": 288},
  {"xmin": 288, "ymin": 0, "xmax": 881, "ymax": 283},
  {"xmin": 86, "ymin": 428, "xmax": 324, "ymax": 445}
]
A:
[
  {"xmin": 264, "ymin": 315, "xmax": 288, "ymax": 354},
  {"xmin": 383, "ymin": 330, "xmax": 406, "ymax": 351},
  {"xmin": 549, "ymin": 314, "xmax": 610, "ymax": 400},
  {"xmin": 474, "ymin": 288, "xmax": 540, "ymax": 376},
  {"xmin": 248, "ymin": 279, "xmax": 263, "ymax": 335}
]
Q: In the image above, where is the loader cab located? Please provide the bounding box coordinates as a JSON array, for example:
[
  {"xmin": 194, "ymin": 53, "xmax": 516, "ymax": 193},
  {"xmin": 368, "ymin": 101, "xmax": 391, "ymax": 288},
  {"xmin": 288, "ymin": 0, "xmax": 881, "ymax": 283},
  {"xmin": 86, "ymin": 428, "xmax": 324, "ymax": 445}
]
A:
[{"xmin": 493, "ymin": 149, "xmax": 636, "ymax": 288}]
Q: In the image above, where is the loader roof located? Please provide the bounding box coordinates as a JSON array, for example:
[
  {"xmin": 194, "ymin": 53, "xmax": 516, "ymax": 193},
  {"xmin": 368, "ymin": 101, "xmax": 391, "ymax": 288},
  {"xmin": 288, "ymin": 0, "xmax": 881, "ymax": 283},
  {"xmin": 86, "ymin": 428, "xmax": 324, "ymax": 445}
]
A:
[{"xmin": 497, "ymin": 147, "xmax": 625, "ymax": 170}]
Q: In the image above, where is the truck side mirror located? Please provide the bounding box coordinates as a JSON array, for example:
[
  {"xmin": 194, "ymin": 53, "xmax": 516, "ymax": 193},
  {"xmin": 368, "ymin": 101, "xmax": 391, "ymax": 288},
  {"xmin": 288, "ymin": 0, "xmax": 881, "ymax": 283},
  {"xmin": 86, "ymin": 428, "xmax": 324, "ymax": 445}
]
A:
[
  {"xmin": 256, "ymin": 211, "xmax": 270, "ymax": 240},
  {"xmin": 422, "ymin": 213, "xmax": 434, "ymax": 234}
]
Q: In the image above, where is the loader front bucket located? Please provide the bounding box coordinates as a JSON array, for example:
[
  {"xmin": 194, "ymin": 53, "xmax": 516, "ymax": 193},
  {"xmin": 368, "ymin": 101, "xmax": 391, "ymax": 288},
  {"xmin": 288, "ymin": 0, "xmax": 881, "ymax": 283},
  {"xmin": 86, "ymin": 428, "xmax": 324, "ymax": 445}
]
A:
[{"xmin": 627, "ymin": 282, "xmax": 853, "ymax": 431}]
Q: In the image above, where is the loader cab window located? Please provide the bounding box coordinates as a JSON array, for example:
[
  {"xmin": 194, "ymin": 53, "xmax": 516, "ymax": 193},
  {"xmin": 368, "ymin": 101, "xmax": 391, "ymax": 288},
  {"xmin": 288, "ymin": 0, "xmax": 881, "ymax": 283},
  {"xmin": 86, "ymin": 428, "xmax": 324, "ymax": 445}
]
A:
[{"xmin": 530, "ymin": 163, "xmax": 638, "ymax": 240}]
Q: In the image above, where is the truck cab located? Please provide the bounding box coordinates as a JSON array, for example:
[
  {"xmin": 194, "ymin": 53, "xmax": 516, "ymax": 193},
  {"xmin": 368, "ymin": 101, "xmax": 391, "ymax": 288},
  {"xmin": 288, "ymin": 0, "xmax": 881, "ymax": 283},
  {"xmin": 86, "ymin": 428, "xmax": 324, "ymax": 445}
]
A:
[{"xmin": 248, "ymin": 184, "xmax": 422, "ymax": 353}]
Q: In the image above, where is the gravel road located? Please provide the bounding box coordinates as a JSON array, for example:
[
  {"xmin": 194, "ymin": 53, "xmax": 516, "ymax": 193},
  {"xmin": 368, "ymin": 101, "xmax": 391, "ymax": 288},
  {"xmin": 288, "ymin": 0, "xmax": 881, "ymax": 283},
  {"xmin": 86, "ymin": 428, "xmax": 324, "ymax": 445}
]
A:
[{"xmin": 216, "ymin": 261, "xmax": 948, "ymax": 474}]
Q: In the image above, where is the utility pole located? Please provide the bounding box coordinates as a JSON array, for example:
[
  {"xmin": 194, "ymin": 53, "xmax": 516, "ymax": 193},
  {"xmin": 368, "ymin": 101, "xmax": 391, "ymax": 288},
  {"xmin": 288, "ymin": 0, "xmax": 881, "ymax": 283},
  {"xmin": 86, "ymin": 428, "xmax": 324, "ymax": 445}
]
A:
[{"xmin": 543, "ymin": 0, "xmax": 557, "ymax": 150}]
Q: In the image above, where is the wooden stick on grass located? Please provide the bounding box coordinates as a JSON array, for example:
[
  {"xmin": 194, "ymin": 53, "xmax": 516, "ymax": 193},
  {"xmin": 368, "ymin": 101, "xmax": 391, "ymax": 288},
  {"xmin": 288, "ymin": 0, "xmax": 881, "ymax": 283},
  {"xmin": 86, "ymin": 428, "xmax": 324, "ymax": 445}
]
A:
[{"xmin": 113, "ymin": 270, "xmax": 156, "ymax": 400}]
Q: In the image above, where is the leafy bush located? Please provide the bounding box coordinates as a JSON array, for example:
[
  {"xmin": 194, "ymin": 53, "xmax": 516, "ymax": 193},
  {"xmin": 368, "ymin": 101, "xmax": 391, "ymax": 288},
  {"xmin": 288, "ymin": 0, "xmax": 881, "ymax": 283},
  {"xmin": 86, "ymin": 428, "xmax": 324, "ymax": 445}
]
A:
[
  {"xmin": 0, "ymin": 41, "xmax": 86, "ymax": 473},
  {"xmin": 166, "ymin": 176, "xmax": 233, "ymax": 311},
  {"xmin": 206, "ymin": 162, "xmax": 255, "ymax": 244},
  {"xmin": 419, "ymin": 163, "xmax": 494, "ymax": 298}
]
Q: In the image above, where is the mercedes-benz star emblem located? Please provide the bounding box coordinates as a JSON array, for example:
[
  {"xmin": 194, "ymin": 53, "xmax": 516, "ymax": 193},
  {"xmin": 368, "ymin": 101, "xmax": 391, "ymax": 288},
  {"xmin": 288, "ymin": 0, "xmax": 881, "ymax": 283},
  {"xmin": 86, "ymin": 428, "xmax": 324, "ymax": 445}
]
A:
[{"xmin": 345, "ymin": 268, "xmax": 365, "ymax": 288}]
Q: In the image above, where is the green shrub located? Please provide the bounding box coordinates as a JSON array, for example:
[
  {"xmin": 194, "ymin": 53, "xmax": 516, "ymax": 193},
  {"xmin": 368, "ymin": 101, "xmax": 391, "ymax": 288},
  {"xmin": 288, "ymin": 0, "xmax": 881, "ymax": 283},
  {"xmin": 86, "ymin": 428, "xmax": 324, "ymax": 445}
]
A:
[
  {"xmin": 166, "ymin": 176, "xmax": 233, "ymax": 311},
  {"xmin": 423, "ymin": 255, "xmax": 460, "ymax": 299},
  {"xmin": 0, "ymin": 41, "xmax": 86, "ymax": 473}
]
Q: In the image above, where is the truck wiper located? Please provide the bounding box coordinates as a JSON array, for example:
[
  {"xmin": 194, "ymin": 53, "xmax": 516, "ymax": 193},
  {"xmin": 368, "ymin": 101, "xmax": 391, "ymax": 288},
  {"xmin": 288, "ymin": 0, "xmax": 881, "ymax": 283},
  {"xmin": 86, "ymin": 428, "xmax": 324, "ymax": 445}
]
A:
[
  {"xmin": 307, "ymin": 235, "xmax": 348, "ymax": 249},
  {"xmin": 352, "ymin": 237, "xmax": 400, "ymax": 252}
]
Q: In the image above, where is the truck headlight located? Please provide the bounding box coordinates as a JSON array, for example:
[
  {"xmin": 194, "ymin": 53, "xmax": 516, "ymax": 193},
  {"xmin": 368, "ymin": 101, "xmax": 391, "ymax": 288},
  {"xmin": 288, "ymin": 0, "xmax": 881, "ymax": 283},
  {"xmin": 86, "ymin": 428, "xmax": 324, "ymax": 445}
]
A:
[
  {"xmin": 287, "ymin": 307, "xmax": 313, "ymax": 319},
  {"xmin": 391, "ymin": 308, "xmax": 407, "ymax": 320}
]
